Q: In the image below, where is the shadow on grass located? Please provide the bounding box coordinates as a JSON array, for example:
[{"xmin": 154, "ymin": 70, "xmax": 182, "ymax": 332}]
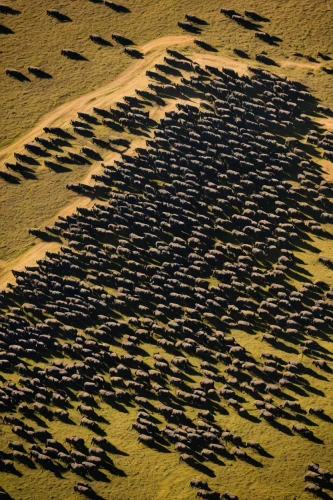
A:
[
  {"xmin": 0, "ymin": 171, "xmax": 21, "ymax": 184},
  {"xmin": 233, "ymin": 48, "xmax": 249, "ymax": 59},
  {"xmin": 14, "ymin": 153, "xmax": 40, "ymax": 165},
  {"xmin": 101, "ymin": 442, "xmax": 129, "ymax": 456},
  {"xmin": 108, "ymin": 401, "xmax": 129, "ymax": 413},
  {"xmin": 45, "ymin": 161, "xmax": 72, "ymax": 173},
  {"xmin": 102, "ymin": 462, "xmax": 127, "ymax": 477},
  {"xmin": 271, "ymin": 421, "xmax": 294, "ymax": 436},
  {"xmin": 255, "ymin": 54, "xmax": 280, "ymax": 66},
  {"xmin": 194, "ymin": 40, "xmax": 218, "ymax": 52},
  {"xmin": 306, "ymin": 434, "xmax": 324, "ymax": 445},
  {"xmin": 186, "ymin": 14, "xmax": 208, "ymax": 25},
  {"xmin": 28, "ymin": 67, "xmax": 53, "ymax": 79},
  {"xmin": 0, "ymin": 488, "xmax": 14, "ymax": 499},
  {"xmin": 0, "ymin": 24, "xmax": 14, "ymax": 34},
  {"xmin": 105, "ymin": 2, "xmax": 131, "ymax": 13},
  {"xmin": 186, "ymin": 459, "xmax": 216, "ymax": 477},
  {"xmin": 239, "ymin": 411, "xmax": 261, "ymax": 424},
  {"xmin": 315, "ymin": 412, "xmax": 333, "ymax": 423},
  {"xmin": 295, "ymin": 413, "xmax": 318, "ymax": 427},
  {"xmin": 90, "ymin": 469, "xmax": 111, "ymax": 482},
  {"xmin": 244, "ymin": 455, "xmax": 264, "ymax": 468},
  {"xmin": 256, "ymin": 447, "xmax": 274, "ymax": 458},
  {"xmin": 6, "ymin": 70, "xmax": 30, "ymax": 82},
  {"xmin": 178, "ymin": 22, "xmax": 202, "ymax": 34},
  {"xmin": 151, "ymin": 441, "xmax": 171, "ymax": 453}
]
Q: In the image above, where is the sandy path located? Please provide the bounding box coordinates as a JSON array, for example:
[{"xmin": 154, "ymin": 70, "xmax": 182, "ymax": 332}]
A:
[
  {"xmin": 3, "ymin": 35, "xmax": 314, "ymax": 290},
  {"xmin": 0, "ymin": 35, "xmax": 193, "ymax": 165}
]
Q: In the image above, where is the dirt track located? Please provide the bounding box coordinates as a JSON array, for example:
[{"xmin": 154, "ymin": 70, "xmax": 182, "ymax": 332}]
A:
[
  {"xmin": 0, "ymin": 35, "xmax": 193, "ymax": 289},
  {"xmin": 0, "ymin": 35, "xmax": 255, "ymax": 290},
  {"xmin": 0, "ymin": 35, "xmax": 330, "ymax": 290}
]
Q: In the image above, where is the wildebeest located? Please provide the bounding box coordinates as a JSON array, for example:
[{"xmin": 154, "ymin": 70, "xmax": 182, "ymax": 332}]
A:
[
  {"xmin": 67, "ymin": 462, "xmax": 86, "ymax": 476},
  {"xmin": 124, "ymin": 48, "xmax": 144, "ymax": 59},
  {"xmin": 8, "ymin": 441, "xmax": 25, "ymax": 452},
  {"xmin": 66, "ymin": 436, "xmax": 85, "ymax": 448},
  {"xmin": 196, "ymin": 490, "xmax": 220, "ymax": 499},
  {"xmin": 179, "ymin": 453, "xmax": 194, "ymax": 462},
  {"xmin": 309, "ymin": 407, "xmax": 324, "ymax": 417}
]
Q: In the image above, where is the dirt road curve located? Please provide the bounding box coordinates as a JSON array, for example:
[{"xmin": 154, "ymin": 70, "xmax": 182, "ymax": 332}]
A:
[
  {"xmin": 0, "ymin": 35, "xmax": 192, "ymax": 165},
  {"xmin": 0, "ymin": 34, "xmax": 253, "ymax": 290},
  {"xmin": 0, "ymin": 34, "xmax": 329, "ymax": 290},
  {"xmin": 0, "ymin": 35, "xmax": 191, "ymax": 289}
]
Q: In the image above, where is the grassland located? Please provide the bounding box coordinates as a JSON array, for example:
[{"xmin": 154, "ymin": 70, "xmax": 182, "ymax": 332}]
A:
[
  {"xmin": 0, "ymin": 0, "xmax": 332, "ymax": 149},
  {"xmin": 1, "ymin": 1, "xmax": 333, "ymax": 500},
  {"xmin": 0, "ymin": 0, "xmax": 332, "ymax": 266}
]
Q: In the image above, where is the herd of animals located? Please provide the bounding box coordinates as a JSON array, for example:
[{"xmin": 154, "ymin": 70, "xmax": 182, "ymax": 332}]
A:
[
  {"xmin": 2, "ymin": 2, "xmax": 141, "ymax": 90},
  {"xmin": 1, "ymin": 2, "xmax": 333, "ymax": 500}
]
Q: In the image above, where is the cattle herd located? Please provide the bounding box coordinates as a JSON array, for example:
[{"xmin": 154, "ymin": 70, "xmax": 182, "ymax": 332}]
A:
[{"xmin": 0, "ymin": 41, "xmax": 333, "ymax": 499}]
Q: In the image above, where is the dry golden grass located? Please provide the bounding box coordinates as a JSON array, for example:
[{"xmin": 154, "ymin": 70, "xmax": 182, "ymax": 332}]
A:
[
  {"xmin": 1, "ymin": 0, "xmax": 332, "ymax": 149},
  {"xmin": 0, "ymin": 2, "xmax": 333, "ymax": 499},
  {"xmin": 0, "ymin": 0, "xmax": 332, "ymax": 268},
  {"xmin": 1, "ymin": 322, "xmax": 333, "ymax": 500}
]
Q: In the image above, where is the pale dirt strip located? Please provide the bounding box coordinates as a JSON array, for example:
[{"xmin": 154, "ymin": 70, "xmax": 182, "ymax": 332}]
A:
[{"xmin": 0, "ymin": 35, "xmax": 329, "ymax": 290}]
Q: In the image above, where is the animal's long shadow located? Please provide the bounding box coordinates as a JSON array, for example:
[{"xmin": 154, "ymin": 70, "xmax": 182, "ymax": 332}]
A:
[
  {"xmin": 317, "ymin": 493, "xmax": 333, "ymax": 500},
  {"xmin": 194, "ymin": 41, "xmax": 218, "ymax": 53},
  {"xmin": 186, "ymin": 15, "xmax": 208, "ymax": 25},
  {"xmin": 0, "ymin": 171, "xmax": 21, "ymax": 184},
  {"xmin": 100, "ymin": 442, "xmax": 129, "ymax": 456},
  {"xmin": 90, "ymin": 469, "xmax": 111, "ymax": 482},
  {"xmin": 256, "ymin": 447, "xmax": 274, "ymax": 459},
  {"xmin": 105, "ymin": 2, "xmax": 131, "ymax": 14},
  {"xmin": 151, "ymin": 441, "xmax": 171, "ymax": 453},
  {"xmin": 186, "ymin": 458, "xmax": 216, "ymax": 478},
  {"xmin": 0, "ymin": 24, "xmax": 14, "ymax": 34},
  {"xmin": 14, "ymin": 153, "xmax": 40, "ymax": 165},
  {"xmin": 316, "ymin": 413, "xmax": 333, "ymax": 424},
  {"xmin": 243, "ymin": 455, "xmax": 264, "ymax": 468},
  {"xmin": 246, "ymin": 11, "xmax": 270, "ymax": 22},
  {"xmin": 29, "ymin": 68, "xmax": 52, "ymax": 79},
  {"xmin": 0, "ymin": 490, "xmax": 14, "ymax": 500},
  {"xmin": 271, "ymin": 421, "xmax": 294, "ymax": 436},
  {"xmin": 239, "ymin": 411, "xmax": 261, "ymax": 424},
  {"xmin": 29, "ymin": 230, "xmax": 62, "ymax": 243},
  {"xmin": 178, "ymin": 23, "xmax": 202, "ymax": 34}
]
